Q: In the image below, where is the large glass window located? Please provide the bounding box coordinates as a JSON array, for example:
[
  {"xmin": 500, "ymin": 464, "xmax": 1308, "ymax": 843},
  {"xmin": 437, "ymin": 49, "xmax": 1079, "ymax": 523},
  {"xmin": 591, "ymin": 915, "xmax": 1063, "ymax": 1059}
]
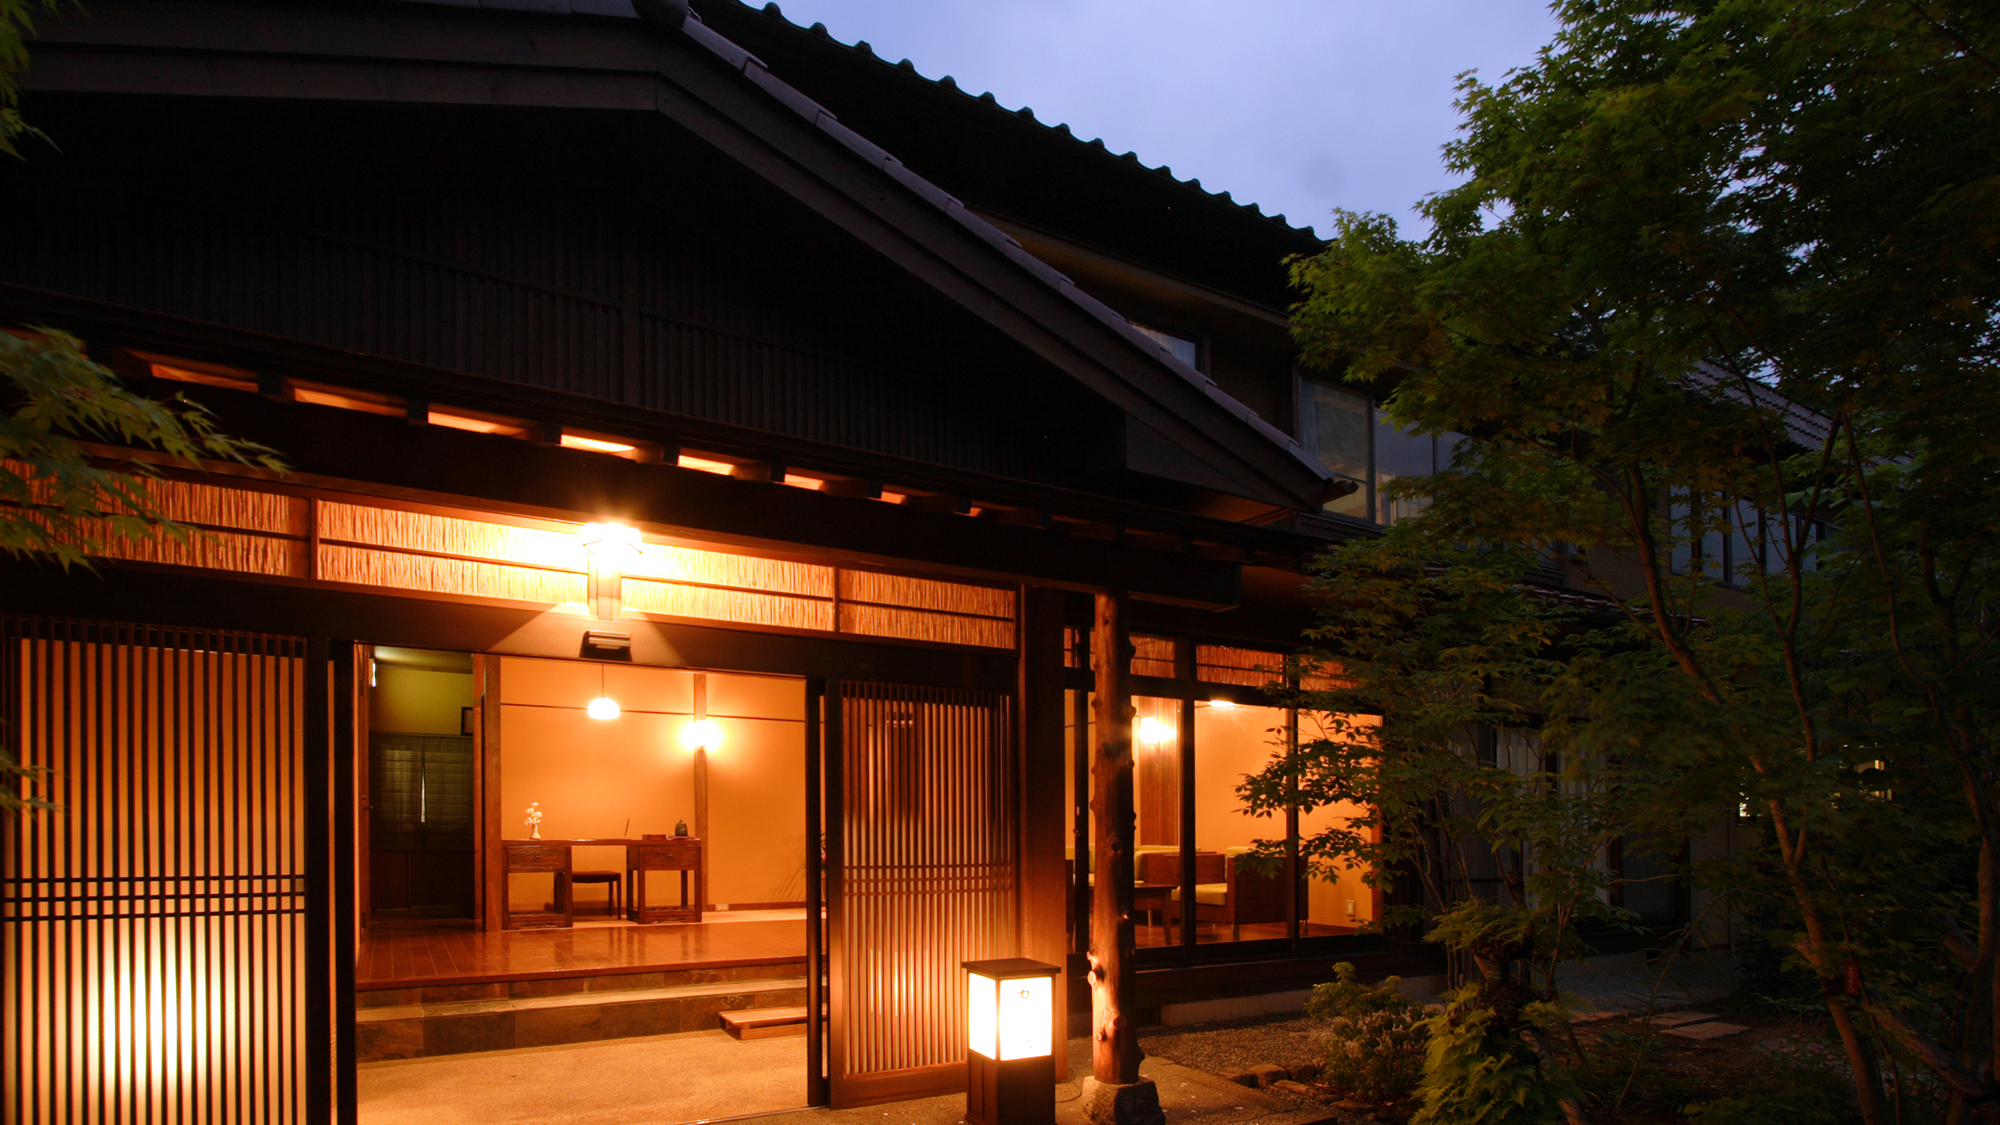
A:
[
  {"xmin": 1133, "ymin": 696, "xmax": 1182, "ymax": 948},
  {"xmin": 1301, "ymin": 380, "xmax": 1371, "ymax": 519},
  {"xmin": 1300, "ymin": 379, "xmax": 1466, "ymax": 525},
  {"xmin": 1188, "ymin": 701, "xmax": 1294, "ymax": 944},
  {"xmin": 1065, "ymin": 632, "xmax": 1384, "ymax": 952}
]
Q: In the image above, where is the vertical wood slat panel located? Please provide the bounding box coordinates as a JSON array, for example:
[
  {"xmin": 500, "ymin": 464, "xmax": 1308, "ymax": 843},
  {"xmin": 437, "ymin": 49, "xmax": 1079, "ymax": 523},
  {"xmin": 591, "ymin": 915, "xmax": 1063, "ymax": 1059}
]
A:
[
  {"xmin": 831, "ymin": 682, "xmax": 1015, "ymax": 1089},
  {"xmin": 1, "ymin": 616, "xmax": 309, "ymax": 1124}
]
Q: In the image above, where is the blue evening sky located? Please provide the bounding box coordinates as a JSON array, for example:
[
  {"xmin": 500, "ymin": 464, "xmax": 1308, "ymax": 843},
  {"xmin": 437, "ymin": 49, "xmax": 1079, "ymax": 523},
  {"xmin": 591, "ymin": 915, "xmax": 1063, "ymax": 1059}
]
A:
[{"xmin": 747, "ymin": 0, "xmax": 1559, "ymax": 237}]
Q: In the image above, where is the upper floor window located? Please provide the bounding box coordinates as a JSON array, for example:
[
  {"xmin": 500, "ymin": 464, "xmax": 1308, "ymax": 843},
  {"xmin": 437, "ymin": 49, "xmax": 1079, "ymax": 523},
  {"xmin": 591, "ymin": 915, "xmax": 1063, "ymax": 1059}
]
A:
[
  {"xmin": 1132, "ymin": 323, "xmax": 1202, "ymax": 371},
  {"xmin": 1299, "ymin": 377, "xmax": 1463, "ymax": 525}
]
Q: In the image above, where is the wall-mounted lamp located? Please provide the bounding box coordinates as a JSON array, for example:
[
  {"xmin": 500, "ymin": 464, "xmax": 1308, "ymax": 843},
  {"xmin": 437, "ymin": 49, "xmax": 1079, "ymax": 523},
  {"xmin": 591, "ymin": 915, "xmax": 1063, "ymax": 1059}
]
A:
[
  {"xmin": 964, "ymin": 958, "xmax": 1059, "ymax": 1125},
  {"xmin": 679, "ymin": 718, "xmax": 723, "ymax": 753},
  {"xmin": 1136, "ymin": 716, "xmax": 1174, "ymax": 745},
  {"xmin": 1207, "ymin": 698, "xmax": 1235, "ymax": 710},
  {"xmin": 580, "ymin": 521, "xmax": 643, "ymax": 621}
]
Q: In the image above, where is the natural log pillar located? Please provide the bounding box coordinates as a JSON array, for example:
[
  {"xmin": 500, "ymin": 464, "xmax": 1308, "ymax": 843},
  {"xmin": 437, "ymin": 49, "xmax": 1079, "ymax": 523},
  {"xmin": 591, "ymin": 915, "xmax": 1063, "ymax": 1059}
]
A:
[
  {"xmin": 1084, "ymin": 593, "xmax": 1160, "ymax": 1125},
  {"xmin": 1089, "ymin": 591, "xmax": 1140, "ymax": 1084}
]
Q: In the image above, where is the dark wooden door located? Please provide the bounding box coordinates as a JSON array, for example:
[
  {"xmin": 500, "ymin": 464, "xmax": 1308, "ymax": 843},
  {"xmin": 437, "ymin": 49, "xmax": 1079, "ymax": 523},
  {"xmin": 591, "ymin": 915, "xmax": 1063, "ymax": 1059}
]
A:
[{"xmin": 823, "ymin": 681, "xmax": 1016, "ymax": 1108}]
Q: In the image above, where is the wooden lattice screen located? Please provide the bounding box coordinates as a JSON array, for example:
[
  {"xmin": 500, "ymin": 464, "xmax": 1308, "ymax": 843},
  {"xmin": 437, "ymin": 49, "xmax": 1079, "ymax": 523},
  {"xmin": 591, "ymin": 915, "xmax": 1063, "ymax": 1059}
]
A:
[
  {"xmin": 826, "ymin": 682, "xmax": 1016, "ymax": 1107},
  {"xmin": 1, "ymin": 617, "xmax": 320, "ymax": 1124}
]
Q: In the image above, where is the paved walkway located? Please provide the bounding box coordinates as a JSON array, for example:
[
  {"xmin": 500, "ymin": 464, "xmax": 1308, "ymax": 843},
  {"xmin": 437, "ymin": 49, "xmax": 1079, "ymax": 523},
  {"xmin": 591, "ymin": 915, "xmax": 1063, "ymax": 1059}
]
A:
[{"xmin": 359, "ymin": 1033, "xmax": 1333, "ymax": 1125}]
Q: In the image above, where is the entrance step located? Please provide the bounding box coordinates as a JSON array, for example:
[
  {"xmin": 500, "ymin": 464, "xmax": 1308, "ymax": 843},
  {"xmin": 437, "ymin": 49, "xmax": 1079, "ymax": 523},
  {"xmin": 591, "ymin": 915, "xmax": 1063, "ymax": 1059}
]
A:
[
  {"xmin": 720, "ymin": 1006, "xmax": 816, "ymax": 1039},
  {"xmin": 357, "ymin": 975, "xmax": 807, "ymax": 1062}
]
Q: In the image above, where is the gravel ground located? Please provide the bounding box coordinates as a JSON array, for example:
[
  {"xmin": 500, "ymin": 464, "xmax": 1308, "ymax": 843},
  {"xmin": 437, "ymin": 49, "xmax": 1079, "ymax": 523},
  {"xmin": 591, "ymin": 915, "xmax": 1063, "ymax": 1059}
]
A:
[{"xmin": 1141, "ymin": 1014, "xmax": 1328, "ymax": 1099}]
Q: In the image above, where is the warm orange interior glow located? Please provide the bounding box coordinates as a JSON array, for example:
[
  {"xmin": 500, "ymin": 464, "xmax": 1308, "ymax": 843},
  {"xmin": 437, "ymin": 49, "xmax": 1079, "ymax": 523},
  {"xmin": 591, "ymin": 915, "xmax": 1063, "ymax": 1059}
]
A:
[
  {"xmin": 139, "ymin": 352, "xmax": 260, "ymax": 392},
  {"xmin": 291, "ymin": 381, "xmax": 404, "ymax": 417},
  {"xmin": 677, "ymin": 454, "xmax": 737, "ymax": 475},
  {"xmin": 781, "ymin": 474, "xmax": 826, "ymax": 490},
  {"xmin": 562, "ymin": 433, "xmax": 638, "ymax": 455},
  {"xmin": 428, "ymin": 408, "xmax": 530, "ymax": 438}
]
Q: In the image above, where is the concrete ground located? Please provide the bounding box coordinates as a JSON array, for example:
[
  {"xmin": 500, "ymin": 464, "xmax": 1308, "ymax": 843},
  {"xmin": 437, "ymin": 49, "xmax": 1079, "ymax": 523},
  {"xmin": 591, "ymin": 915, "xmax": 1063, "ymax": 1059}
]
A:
[
  {"xmin": 359, "ymin": 1032, "xmax": 1333, "ymax": 1125},
  {"xmin": 358, "ymin": 1029, "xmax": 808, "ymax": 1125}
]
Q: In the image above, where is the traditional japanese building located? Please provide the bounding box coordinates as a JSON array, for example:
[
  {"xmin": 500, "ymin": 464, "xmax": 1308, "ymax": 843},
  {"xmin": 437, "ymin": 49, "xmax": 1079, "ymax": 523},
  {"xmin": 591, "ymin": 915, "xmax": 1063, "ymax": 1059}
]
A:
[{"xmin": 0, "ymin": 2, "xmax": 1521, "ymax": 1121}]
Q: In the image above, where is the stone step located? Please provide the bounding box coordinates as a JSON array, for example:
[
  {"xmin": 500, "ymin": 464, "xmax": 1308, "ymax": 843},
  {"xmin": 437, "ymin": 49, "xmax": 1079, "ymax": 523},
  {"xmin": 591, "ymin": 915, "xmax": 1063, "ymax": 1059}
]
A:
[
  {"xmin": 356, "ymin": 958, "xmax": 807, "ymax": 1010},
  {"xmin": 357, "ymin": 976, "xmax": 808, "ymax": 1061}
]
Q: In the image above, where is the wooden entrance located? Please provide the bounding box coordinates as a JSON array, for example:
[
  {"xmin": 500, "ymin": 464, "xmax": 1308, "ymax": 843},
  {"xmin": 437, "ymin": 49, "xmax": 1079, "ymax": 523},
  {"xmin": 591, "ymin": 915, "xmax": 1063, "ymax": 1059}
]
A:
[
  {"xmin": 0, "ymin": 616, "xmax": 348, "ymax": 1124},
  {"xmin": 823, "ymin": 681, "xmax": 1016, "ymax": 1108}
]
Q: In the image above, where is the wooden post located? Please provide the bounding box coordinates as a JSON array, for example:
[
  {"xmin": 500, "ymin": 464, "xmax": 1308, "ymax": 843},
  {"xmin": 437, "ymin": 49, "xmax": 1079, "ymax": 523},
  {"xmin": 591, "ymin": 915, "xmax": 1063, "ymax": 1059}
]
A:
[{"xmin": 1089, "ymin": 592, "xmax": 1141, "ymax": 1085}]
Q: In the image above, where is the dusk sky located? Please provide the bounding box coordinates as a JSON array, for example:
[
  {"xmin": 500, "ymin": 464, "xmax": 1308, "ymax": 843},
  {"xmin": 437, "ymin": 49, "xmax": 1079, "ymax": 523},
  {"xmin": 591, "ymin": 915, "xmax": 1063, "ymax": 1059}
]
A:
[{"xmin": 748, "ymin": 0, "xmax": 1560, "ymax": 237}]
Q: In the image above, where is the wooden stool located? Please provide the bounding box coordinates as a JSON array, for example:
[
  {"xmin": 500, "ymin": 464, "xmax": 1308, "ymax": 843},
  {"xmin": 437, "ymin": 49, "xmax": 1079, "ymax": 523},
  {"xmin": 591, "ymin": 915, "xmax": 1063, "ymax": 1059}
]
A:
[{"xmin": 571, "ymin": 870, "xmax": 622, "ymax": 918}]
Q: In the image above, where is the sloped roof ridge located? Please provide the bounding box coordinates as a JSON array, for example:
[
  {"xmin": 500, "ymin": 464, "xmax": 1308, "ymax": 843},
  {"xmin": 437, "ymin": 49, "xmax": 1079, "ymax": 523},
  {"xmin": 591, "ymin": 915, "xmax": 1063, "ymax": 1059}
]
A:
[
  {"xmin": 670, "ymin": 14, "xmax": 1326, "ymax": 474},
  {"xmin": 735, "ymin": 0, "xmax": 1319, "ymax": 238}
]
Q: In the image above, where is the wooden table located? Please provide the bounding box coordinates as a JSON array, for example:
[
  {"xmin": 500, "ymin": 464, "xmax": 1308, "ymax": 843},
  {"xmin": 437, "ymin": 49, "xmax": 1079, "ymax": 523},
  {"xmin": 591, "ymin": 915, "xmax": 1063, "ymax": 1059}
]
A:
[
  {"xmin": 500, "ymin": 837, "xmax": 705, "ymax": 929},
  {"xmin": 627, "ymin": 837, "xmax": 704, "ymax": 924}
]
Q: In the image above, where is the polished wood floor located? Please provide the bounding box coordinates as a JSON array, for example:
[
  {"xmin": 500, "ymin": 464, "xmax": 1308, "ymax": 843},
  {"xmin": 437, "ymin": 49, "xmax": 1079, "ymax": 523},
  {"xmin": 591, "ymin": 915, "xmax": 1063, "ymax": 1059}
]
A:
[{"xmin": 358, "ymin": 910, "xmax": 809, "ymax": 988}]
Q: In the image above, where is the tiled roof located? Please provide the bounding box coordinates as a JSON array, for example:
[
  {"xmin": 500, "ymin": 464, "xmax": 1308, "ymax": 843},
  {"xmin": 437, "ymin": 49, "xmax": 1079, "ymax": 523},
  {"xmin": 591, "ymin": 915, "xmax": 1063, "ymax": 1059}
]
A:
[{"xmin": 751, "ymin": 2, "xmax": 1319, "ymax": 239}]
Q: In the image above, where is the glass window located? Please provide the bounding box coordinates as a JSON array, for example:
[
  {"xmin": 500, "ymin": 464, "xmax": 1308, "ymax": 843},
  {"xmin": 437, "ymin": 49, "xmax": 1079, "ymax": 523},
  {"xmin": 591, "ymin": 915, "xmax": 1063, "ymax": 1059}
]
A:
[
  {"xmin": 1132, "ymin": 696, "xmax": 1182, "ymax": 948},
  {"xmin": 1295, "ymin": 711, "xmax": 1378, "ymax": 934},
  {"xmin": 1189, "ymin": 701, "xmax": 1294, "ymax": 944},
  {"xmin": 1132, "ymin": 323, "xmax": 1201, "ymax": 370},
  {"xmin": 1065, "ymin": 689, "xmax": 1094, "ymax": 951},
  {"xmin": 1301, "ymin": 380, "xmax": 1371, "ymax": 520},
  {"xmin": 1373, "ymin": 415, "xmax": 1436, "ymax": 526}
]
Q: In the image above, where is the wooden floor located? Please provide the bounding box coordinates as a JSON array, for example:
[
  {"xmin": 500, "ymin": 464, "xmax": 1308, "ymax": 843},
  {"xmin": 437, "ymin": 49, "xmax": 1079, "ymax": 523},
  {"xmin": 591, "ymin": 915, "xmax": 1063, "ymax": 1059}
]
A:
[
  {"xmin": 1134, "ymin": 920, "xmax": 1359, "ymax": 947},
  {"xmin": 358, "ymin": 910, "xmax": 808, "ymax": 989}
]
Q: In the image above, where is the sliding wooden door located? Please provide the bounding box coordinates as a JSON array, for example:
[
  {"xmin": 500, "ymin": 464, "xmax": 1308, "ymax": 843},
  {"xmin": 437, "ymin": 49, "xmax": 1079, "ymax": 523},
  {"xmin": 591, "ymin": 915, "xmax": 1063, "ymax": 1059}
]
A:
[
  {"xmin": 0, "ymin": 616, "xmax": 345, "ymax": 1124},
  {"xmin": 824, "ymin": 681, "xmax": 1016, "ymax": 1108}
]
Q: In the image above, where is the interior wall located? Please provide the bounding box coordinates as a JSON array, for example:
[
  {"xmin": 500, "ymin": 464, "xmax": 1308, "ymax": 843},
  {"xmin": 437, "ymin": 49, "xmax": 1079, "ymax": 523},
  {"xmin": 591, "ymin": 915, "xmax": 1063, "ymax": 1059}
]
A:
[
  {"xmin": 495, "ymin": 657, "xmax": 806, "ymax": 910},
  {"xmin": 705, "ymin": 673, "xmax": 808, "ymax": 907},
  {"xmin": 371, "ymin": 665, "xmax": 473, "ymax": 734}
]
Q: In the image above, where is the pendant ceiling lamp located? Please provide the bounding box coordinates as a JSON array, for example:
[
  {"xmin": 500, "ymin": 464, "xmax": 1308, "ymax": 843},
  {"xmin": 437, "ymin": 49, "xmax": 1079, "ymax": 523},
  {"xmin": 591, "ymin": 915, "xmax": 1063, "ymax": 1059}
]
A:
[{"xmin": 587, "ymin": 662, "xmax": 620, "ymax": 720}]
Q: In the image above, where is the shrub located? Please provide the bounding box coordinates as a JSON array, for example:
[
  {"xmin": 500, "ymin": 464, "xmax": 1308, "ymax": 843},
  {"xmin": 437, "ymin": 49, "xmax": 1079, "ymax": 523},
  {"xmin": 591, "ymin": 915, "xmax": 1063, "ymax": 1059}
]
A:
[
  {"xmin": 1309, "ymin": 962, "xmax": 1429, "ymax": 1104},
  {"xmin": 1412, "ymin": 988, "xmax": 1577, "ymax": 1125}
]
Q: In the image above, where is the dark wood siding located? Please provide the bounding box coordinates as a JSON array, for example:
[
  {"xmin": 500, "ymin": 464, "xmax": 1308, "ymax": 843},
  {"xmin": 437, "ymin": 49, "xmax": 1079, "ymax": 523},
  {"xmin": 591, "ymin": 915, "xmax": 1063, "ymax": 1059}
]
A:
[{"xmin": 0, "ymin": 96, "xmax": 1121, "ymax": 484}]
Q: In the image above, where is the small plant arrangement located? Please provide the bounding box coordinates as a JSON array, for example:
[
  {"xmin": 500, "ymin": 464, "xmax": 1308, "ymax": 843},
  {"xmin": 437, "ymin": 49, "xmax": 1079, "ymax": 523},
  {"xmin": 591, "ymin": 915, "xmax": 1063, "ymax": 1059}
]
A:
[{"xmin": 1307, "ymin": 962, "xmax": 1429, "ymax": 1105}]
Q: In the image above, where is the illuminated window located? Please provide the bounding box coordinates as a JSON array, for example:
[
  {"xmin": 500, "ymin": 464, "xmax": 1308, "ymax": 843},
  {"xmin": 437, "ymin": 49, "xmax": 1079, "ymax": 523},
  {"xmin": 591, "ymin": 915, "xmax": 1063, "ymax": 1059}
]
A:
[
  {"xmin": 291, "ymin": 380, "xmax": 404, "ymax": 417},
  {"xmin": 132, "ymin": 351, "xmax": 258, "ymax": 393},
  {"xmin": 677, "ymin": 453, "xmax": 738, "ymax": 475},
  {"xmin": 428, "ymin": 407, "xmax": 531, "ymax": 439}
]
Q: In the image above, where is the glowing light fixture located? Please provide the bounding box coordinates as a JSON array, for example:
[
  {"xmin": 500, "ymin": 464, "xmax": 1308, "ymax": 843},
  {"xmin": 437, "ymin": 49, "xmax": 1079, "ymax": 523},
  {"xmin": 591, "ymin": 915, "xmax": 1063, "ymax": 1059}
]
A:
[
  {"xmin": 1136, "ymin": 716, "xmax": 1174, "ymax": 745},
  {"xmin": 586, "ymin": 662, "xmax": 620, "ymax": 720},
  {"xmin": 580, "ymin": 521, "xmax": 642, "ymax": 557},
  {"xmin": 680, "ymin": 718, "xmax": 723, "ymax": 753},
  {"xmin": 964, "ymin": 958, "xmax": 1060, "ymax": 1125},
  {"xmin": 581, "ymin": 521, "xmax": 643, "ymax": 620},
  {"xmin": 1207, "ymin": 698, "xmax": 1235, "ymax": 710}
]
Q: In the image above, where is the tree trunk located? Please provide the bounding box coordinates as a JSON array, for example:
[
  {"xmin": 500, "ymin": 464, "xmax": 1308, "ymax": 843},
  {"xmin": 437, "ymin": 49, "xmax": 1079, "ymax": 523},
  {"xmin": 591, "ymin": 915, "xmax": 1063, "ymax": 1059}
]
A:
[{"xmin": 1089, "ymin": 592, "xmax": 1141, "ymax": 1085}]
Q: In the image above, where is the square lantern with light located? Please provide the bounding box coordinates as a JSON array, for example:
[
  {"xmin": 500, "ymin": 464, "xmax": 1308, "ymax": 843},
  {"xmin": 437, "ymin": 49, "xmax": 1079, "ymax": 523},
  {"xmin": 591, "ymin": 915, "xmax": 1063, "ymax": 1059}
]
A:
[{"xmin": 963, "ymin": 958, "xmax": 1060, "ymax": 1125}]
